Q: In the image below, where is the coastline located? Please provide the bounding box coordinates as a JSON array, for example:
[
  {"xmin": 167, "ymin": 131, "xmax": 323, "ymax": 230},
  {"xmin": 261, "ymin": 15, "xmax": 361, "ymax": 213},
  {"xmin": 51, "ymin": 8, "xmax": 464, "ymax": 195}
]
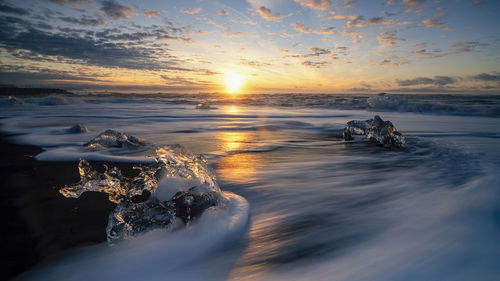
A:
[{"xmin": 0, "ymin": 132, "xmax": 114, "ymax": 279}]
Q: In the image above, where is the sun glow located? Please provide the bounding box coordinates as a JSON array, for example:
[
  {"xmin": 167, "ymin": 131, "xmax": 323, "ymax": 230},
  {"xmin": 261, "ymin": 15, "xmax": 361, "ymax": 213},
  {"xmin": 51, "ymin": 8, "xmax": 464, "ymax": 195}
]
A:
[{"xmin": 224, "ymin": 73, "xmax": 244, "ymax": 93}]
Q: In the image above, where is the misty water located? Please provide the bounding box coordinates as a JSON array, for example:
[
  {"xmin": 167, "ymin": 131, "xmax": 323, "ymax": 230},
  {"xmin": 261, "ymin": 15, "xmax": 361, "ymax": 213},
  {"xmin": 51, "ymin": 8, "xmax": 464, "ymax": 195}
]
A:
[{"xmin": 1, "ymin": 93, "xmax": 500, "ymax": 280}]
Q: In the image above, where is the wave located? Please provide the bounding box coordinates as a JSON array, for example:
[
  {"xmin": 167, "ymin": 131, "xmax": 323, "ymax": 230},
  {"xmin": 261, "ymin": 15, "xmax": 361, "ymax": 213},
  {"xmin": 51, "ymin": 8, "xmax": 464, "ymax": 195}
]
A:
[{"xmin": 3, "ymin": 92, "xmax": 500, "ymax": 117}]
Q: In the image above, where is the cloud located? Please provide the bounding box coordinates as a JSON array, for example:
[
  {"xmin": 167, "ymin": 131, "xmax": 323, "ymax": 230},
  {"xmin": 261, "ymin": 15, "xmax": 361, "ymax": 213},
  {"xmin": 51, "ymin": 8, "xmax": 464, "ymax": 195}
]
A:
[
  {"xmin": 449, "ymin": 40, "xmax": 488, "ymax": 53},
  {"xmin": 143, "ymin": 11, "xmax": 159, "ymax": 18},
  {"xmin": 0, "ymin": 3, "xmax": 30, "ymax": 15},
  {"xmin": 471, "ymin": 72, "xmax": 500, "ymax": 81},
  {"xmin": 403, "ymin": 0, "xmax": 425, "ymax": 5},
  {"xmin": 291, "ymin": 23, "xmax": 336, "ymax": 34},
  {"xmin": 287, "ymin": 47, "xmax": 331, "ymax": 58},
  {"xmin": 397, "ymin": 76, "xmax": 457, "ymax": 86},
  {"xmin": 341, "ymin": 0, "xmax": 356, "ymax": 9},
  {"xmin": 470, "ymin": 0, "xmax": 484, "ymax": 5},
  {"xmin": 377, "ymin": 31, "xmax": 403, "ymax": 46},
  {"xmin": 420, "ymin": 12, "xmax": 447, "ymax": 28},
  {"xmin": 385, "ymin": 0, "xmax": 398, "ymax": 5},
  {"xmin": 410, "ymin": 49, "xmax": 444, "ymax": 58},
  {"xmin": 420, "ymin": 19, "xmax": 446, "ymax": 28},
  {"xmin": 294, "ymin": 0, "xmax": 331, "ymax": 11},
  {"xmin": 345, "ymin": 15, "xmax": 366, "ymax": 28},
  {"xmin": 301, "ymin": 60, "xmax": 330, "ymax": 68},
  {"xmin": 368, "ymin": 55, "xmax": 408, "ymax": 66},
  {"xmin": 100, "ymin": 0, "xmax": 135, "ymax": 19},
  {"xmin": 181, "ymin": 7, "xmax": 202, "ymax": 15},
  {"xmin": 334, "ymin": 13, "xmax": 412, "ymax": 29},
  {"xmin": 218, "ymin": 9, "xmax": 229, "ymax": 16},
  {"xmin": 231, "ymin": 19, "xmax": 257, "ymax": 25},
  {"xmin": 59, "ymin": 15, "xmax": 105, "ymax": 25},
  {"xmin": 43, "ymin": 0, "xmax": 91, "ymax": 5},
  {"xmin": 223, "ymin": 32, "xmax": 244, "ymax": 38},
  {"xmin": 0, "ymin": 69, "xmax": 105, "ymax": 85},
  {"xmin": 0, "ymin": 16, "xmax": 192, "ymax": 71},
  {"xmin": 240, "ymin": 58, "xmax": 271, "ymax": 67},
  {"xmin": 256, "ymin": 6, "xmax": 283, "ymax": 22}
]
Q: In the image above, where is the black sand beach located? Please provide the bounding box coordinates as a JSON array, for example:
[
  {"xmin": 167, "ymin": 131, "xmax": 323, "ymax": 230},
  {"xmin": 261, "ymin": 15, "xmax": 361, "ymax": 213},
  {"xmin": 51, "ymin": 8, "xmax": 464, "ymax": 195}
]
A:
[{"xmin": 0, "ymin": 132, "xmax": 117, "ymax": 279}]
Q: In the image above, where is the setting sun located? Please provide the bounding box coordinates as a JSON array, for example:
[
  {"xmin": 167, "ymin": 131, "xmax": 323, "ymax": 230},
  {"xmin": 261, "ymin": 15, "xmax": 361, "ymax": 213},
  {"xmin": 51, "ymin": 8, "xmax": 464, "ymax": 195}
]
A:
[{"xmin": 224, "ymin": 73, "xmax": 244, "ymax": 93}]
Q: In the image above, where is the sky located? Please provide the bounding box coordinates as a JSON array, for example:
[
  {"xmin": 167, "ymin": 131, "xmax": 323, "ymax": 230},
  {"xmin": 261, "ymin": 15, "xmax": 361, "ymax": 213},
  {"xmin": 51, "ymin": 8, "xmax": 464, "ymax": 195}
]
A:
[{"xmin": 0, "ymin": 0, "xmax": 499, "ymax": 94}]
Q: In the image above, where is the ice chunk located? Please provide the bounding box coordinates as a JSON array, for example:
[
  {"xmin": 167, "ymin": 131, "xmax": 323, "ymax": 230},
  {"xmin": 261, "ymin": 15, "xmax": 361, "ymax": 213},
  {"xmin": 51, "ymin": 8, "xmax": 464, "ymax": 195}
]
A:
[
  {"xmin": 343, "ymin": 115, "xmax": 405, "ymax": 148},
  {"xmin": 106, "ymin": 197, "xmax": 175, "ymax": 243},
  {"xmin": 66, "ymin": 124, "xmax": 89, "ymax": 134},
  {"xmin": 84, "ymin": 129, "xmax": 147, "ymax": 150},
  {"xmin": 59, "ymin": 144, "xmax": 223, "ymax": 243},
  {"xmin": 59, "ymin": 159, "xmax": 162, "ymax": 203}
]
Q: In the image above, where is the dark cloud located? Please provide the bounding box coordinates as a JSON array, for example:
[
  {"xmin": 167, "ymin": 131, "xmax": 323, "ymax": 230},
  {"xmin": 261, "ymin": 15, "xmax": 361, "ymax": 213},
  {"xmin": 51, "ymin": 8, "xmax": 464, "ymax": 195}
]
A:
[
  {"xmin": 377, "ymin": 31, "xmax": 403, "ymax": 46},
  {"xmin": 471, "ymin": 72, "xmax": 500, "ymax": 81},
  {"xmin": 410, "ymin": 49, "xmax": 444, "ymax": 58},
  {"xmin": 59, "ymin": 15, "xmax": 105, "ymax": 25},
  {"xmin": 368, "ymin": 55, "xmax": 408, "ymax": 67},
  {"xmin": 291, "ymin": 23, "xmax": 336, "ymax": 34},
  {"xmin": 0, "ymin": 16, "xmax": 190, "ymax": 71},
  {"xmin": 301, "ymin": 60, "xmax": 330, "ymax": 68},
  {"xmin": 239, "ymin": 59, "xmax": 271, "ymax": 67},
  {"xmin": 421, "ymin": 11, "xmax": 447, "ymax": 29},
  {"xmin": 43, "ymin": 0, "xmax": 91, "ymax": 5},
  {"xmin": 0, "ymin": 70, "xmax": 104, "ymax": 83},
  {"xmin": 287, "ymin": 47, "xmax": 331, "ymax": 58},
  {"xmin": 449, "ymin": 40, "xmax": 488, "ymax": 53},
  {"xmin": 100, "ymin": 0, "xmax": 134, "ymax": 19},
  {"xmin": 0, "ymin": 3, "xmax": 30, "ymax": 15},
  {"xmin": 341, "ymin": 14, "xmax": 411, "ymax": 29},
  {"xmin": 397, "ymin": 76, "xmax": 457, "ymax": 86},
  {"xmin": 470, "ymin": 0, "xmax": 485, "ymax": 6},
  {"xmin": 341, "ymin": 0, "xmax": 355, "ymax": 9}
]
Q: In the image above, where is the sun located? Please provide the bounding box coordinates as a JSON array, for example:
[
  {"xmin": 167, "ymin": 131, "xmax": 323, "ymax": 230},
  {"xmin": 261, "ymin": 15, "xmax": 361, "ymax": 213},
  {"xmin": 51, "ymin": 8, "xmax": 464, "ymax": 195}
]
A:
[{"xmin": 224, "ymin": 73, "xmax": 244, "ymax": 93}]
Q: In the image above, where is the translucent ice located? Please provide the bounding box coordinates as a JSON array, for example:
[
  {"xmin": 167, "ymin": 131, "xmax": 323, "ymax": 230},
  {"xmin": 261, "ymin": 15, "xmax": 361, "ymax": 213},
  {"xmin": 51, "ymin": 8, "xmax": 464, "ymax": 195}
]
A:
[
  {"xmin": 106, "ymin": 197, "xmax": 175, "ymax": 243},
  {"xmin": 59, "ymin": 159, "xmax": 162, "ymax": 203},
  {"xmin": 84, "ymin": 129, "xmax": 147, "ymax": 150},
  {"xmin": 343, "ymin": 115, "xmax": 406, "ymax": 148},
  {"xmin": 59, "ymin": 144, "xmax": 222, "ymax": 243}
]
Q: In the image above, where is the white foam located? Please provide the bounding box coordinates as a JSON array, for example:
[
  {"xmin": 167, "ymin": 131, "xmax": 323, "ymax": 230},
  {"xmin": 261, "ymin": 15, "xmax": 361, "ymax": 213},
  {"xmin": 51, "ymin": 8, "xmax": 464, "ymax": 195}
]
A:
[{"xmin": 26, "ymin": 191, "xmax": 250, "ymax": 281}]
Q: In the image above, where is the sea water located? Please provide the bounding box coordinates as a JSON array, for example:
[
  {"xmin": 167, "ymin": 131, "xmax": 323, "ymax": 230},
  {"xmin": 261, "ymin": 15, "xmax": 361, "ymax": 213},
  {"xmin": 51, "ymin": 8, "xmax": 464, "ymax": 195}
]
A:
[{"xmin": 1, "ymin": 93, "xmax": 499, "ymax": 280}]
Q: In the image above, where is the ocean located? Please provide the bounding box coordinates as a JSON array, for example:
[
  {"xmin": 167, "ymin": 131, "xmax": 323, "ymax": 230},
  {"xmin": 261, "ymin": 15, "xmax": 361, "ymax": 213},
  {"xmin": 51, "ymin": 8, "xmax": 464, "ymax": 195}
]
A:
[{"xmin": 1, "ymin": 92, "xmax": 499, "ymax": 280}]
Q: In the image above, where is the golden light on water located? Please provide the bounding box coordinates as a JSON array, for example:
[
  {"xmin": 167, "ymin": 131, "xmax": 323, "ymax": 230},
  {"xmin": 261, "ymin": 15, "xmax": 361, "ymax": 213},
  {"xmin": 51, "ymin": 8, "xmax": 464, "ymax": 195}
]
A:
[
  {"xmin": 215, "ymin": 131, "xmax": 262, "ymax": 183},
  {"xmin": 218, "ymin": 131, "xmax": 248, "ymax": 151},
  {"xmin": 224, "ymin": 72, "xmax": 244, "ymax": 93},
  {"xmin": 226, "ymin": 105, "xmax": 240, "ymax": 114}
]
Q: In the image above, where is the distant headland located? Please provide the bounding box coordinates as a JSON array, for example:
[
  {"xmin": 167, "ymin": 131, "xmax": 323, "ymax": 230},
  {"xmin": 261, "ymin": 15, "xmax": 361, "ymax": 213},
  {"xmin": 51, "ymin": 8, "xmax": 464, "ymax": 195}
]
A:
[{"xmin": 0, "ymin": 87, "xmax": 73, "ymax": 96}]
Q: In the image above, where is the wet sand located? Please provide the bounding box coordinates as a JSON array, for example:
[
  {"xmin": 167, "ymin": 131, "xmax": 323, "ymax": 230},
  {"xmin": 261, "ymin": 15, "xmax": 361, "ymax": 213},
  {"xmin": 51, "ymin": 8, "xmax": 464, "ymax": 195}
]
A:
[{"xmin": 0, "ymin": 133, "xmax": 117, "ymax": 279}]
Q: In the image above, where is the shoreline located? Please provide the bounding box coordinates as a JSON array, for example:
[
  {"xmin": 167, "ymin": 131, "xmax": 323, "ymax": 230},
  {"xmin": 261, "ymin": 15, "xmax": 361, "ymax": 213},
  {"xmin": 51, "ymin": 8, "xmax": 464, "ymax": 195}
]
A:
[{"xmin": 0, "ymin": 133, "xmax": 115, "ymax": 279}]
